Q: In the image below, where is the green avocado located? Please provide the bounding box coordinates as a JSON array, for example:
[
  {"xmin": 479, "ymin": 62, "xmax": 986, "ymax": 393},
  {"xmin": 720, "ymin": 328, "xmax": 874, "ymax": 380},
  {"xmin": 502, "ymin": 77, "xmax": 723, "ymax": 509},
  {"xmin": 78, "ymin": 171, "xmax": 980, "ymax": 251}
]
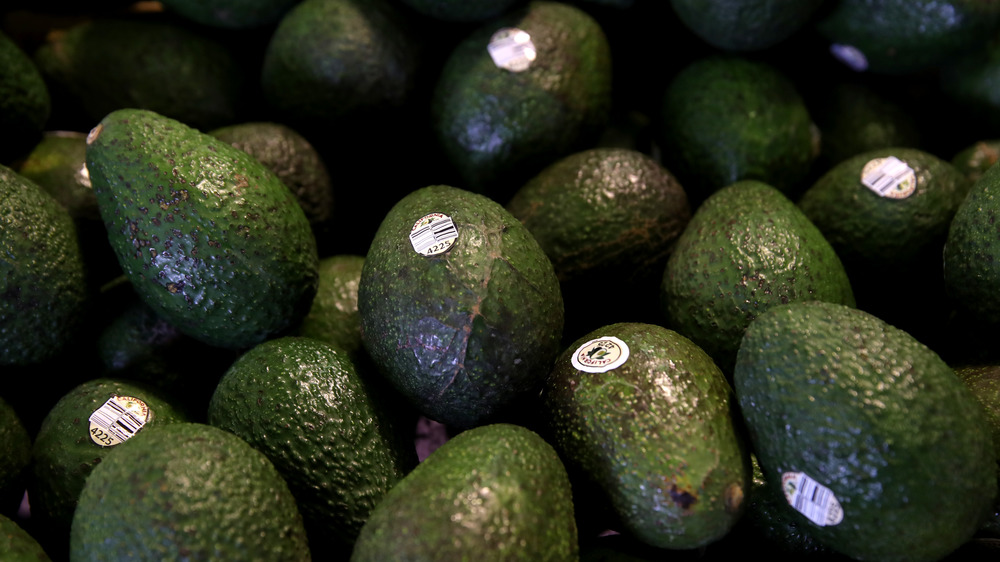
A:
[
  {"xmin": 34, "ymin": 18, "xmax": 245, "ymax": 132},
  {"xmin": 358, "ymin": 184, "xmax": 563, "ymax": 429},
  {"xmin": 817, "ymin": 0, "xmax": 1000, "ymax": 75},
  {"xmin": 431, "ymin": 0, "xmax": 613, "ymax": 198},
  {"xmin": 351, "ymin": 423, "xmax": 578, "ymax": 561},
  {"xmin": 542, "ymin": 322, "xmax": 750, "ymax": 550},
  {"xmin": 660, "ymin": 180, "xmax": 855, "ymax": 375},
  {"xmin": 0, "ymin": 164, "xmax": 88, "ymax": 366},
  {"xmin": 669, "ymin": 0, "xmax": 826, "ymax": 52},
  {"xmin": 734, "ymin": 301, "xmax": 997, "ymax": 561},
  {"xmin": 69, "ymin": 422, "xmax": 311, "ymax": 562},
  {"xmin": 85, "ymin": 108, "xmax": 319, "ymax": 350},
  {"xmin": 29, "ymin": 378, "xmax": 189, "ymax": 544},
  {"xmin": 208, "ymin": 336, "xmax": 417, "ymax": 555},
  {"xmin": 658, "ymin": 55, "xmax": 817, "ymax": 203},
  {"xmin": 0, "ymin": 29, "xmax": 50, "ymax": 164}
]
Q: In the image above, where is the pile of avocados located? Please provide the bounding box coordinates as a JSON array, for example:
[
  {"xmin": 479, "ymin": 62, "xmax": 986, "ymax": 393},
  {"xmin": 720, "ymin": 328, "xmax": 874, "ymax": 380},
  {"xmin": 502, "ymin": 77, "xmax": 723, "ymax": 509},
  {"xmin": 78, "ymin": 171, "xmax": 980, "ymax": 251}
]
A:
[{"xmin": 5, "ymin": 0, "xmax": 1000, "ymax": 560}]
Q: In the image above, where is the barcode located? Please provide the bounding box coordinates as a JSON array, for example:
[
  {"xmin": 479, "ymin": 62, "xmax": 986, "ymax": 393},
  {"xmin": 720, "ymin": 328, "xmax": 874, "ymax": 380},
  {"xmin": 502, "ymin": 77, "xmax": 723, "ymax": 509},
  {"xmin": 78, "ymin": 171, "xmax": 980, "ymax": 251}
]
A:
[
  {"xmin": 410, "ymin": 216, "xmax": 458, "ymax": 255},
  {"xmin": 89, "ymin": 398, "xmax": 146, "ymax": 443},
  {"xmin": 862, "ymin": 156, "xmax": 911, "ymax": 194}
]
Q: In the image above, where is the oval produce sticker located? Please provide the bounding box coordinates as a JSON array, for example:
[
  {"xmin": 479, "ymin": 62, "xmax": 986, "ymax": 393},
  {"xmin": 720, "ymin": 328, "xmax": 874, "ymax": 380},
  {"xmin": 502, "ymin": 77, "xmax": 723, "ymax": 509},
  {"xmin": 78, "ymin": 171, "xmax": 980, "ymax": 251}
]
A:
[
  {"xmin": 409, "ymin": 213, "xmax": 459, "ymax": 256},
  {"xmin": 571, "ymin": 336, "xmax": 630, "ymax": 373},
  {"xmin": 88, "ymin": 395, "xmax": 152, "ymax": 447}
]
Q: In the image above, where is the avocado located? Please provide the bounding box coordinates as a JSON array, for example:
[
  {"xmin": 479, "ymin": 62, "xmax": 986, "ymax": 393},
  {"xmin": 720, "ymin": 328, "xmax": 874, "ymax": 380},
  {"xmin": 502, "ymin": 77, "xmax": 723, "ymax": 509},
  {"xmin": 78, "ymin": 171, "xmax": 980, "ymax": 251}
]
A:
[
  {"xmin": 669, "ymin": 0, "xmax": 826, "ymax": 52},
  {"xmin": 295, "ymin": 255, "xmax": 366, "ymax": 360},
  {"xmin": 658, "ymin": 55, "xmax": 817, "ymax": 203},
  {"xmin": 431, "ymin": 0, "xmax": 613, "ymax": 198},
  {"xmin": 397, "ymin": 0, "xmax": 522, "ymax": 22},
  {"xmin": 69, "ymin": 422, "xmax": 311, "ymax": 562},
  {"xmin": 952, "ymin": 139, "xmax": 1000, "ymax": 184},
  {"xmin": 0, "ymin": 513, "xmax": 51, "ymax": 562},
  {"xmin": 208, "ymin": 336, "xmax": 417, "ymax": 556},
  {"xmin": 734, "ymin": 301, "xmax": 997, "ymax": 561},
  {"xmin": 358, "ymin": 184, "xmax": 564, "ymax": 429},
  {"xmin": 208, "ymin": 121, "xmax": 335, "ymax": 248},
  {"xmin": 0, "ymin": 29, "xmax": 50, "ymax": 164},
  {"xmin": 351, "ymin": 423, "xmax": 578, "ymax": 561},
  {"xmin": 159, "ymin": 0, "xmax": 300, "ymax": 28},
  {"xmin": 941, "ymin": 155, "xmax": 1000, "ymax": 326},
  {"xmin": 0, "ymin": 163, "xmax": 88, "ymax": 366},
  {"xmin": 817, "ymin": 0, "xmax": 1000, "ymax": 75},
  {"xmin": 85, "ymin": 108, "xmax": 320, "ymax": 350},
  {"xmin": 542, "ymin": 322, "xmax": 750, "ymax": 550},
  {"xmin": 34, "ymin": 17, "xmax": 245, "ymax": 132},
  {"xmin": 660, "ymin": 180, "xmax": 855, "ymax": 375},
  {"xmin": 16, "ymin": 130, "xmax": 122, "ymax": 288},
  {"xmin": 0, "ymin": 396, "xmax": 30, "ymax": 518},
  {"xmin": 29, "ymin": 377, "xmax": 190, "ymax": 552}
]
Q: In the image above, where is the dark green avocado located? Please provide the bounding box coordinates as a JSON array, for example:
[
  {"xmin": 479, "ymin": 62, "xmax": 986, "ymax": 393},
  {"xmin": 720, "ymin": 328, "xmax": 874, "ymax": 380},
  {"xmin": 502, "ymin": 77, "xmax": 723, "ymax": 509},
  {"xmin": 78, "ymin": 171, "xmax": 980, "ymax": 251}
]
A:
[{"xmin": 85, "ymin": 108, "xmax": 319, "ymax": 350}]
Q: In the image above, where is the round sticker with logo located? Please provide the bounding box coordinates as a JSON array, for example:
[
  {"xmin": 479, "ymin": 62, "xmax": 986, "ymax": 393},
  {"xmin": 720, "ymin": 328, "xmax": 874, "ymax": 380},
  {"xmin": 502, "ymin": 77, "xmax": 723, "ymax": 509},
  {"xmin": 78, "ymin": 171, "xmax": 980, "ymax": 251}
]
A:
[
  {"xmin": 409, "ymin": 212, "xmax": 459, "ymax": 257},
  {"xmin": 571, "ymin": 336, "xmax": 630, "ymax": 373},
  {"xmin": 88, "ymin": 395, "xmax": 153, "ymax": 447}
]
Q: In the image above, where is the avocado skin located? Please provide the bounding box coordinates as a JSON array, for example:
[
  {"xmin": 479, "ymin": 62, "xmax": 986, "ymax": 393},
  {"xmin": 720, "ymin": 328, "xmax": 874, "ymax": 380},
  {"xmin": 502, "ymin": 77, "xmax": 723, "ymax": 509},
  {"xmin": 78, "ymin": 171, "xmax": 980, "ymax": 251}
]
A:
[
  {"xmin": 86, "ymin": 108, "xmax": 319, "ymax": 350},
  {"xmin": 944, "ymin": 161, "xmax": 1000, "ymax": 325},
  {"xmin": 34, "ymin": 18, "xmax": 244, "ymax": 132},
  {"xmin": 734, "ymin": 301, "xmax": 997, "ymax": 562},
  {"xmin": 432, "ymin": 1, "xmax": 613, "ymax": 198},
  {"xmin": 658, "ymin": 56, "xmax": 816, "ymax": 202},
  {"xmin": 661, "ymin": 180, "xmax": 854, "ymax": 376},
  {"xmin": 669, "ymin": 0, "xmax": 826, "ymax": 52},
  {"xmin": 69, "ymin": 422, "xmax": 311, "ymax": 562},
  {"xmin": 208, "ymin": 336, "xmax": 417, "ymax": 555},
  {"xmin": 0, "ymin": 164, "xmax": 87, "ymax": 366},
  {"xmin": 0, "ymin": 30, "xmax": 50, "ymax": 164},
  {"xmin": 817, "ymin": 0, "xmax": 1000, "ymax": 75},
  {"xmin": 351, "ymin": 423, "xmax": 578, "ymax": 561},
  {"xmin": 358, "ymin": 185, "xmax": 563, "ymax": 429},
  {"xmin": 543, "ymin": 323, "xmax": 750, "ymax": 550}
]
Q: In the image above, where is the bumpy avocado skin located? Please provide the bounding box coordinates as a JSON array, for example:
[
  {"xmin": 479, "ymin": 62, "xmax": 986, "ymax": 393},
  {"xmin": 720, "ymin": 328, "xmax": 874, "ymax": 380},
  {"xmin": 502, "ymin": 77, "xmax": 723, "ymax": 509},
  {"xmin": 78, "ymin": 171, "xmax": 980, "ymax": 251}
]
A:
[
  {"xmin": 0, "ymin": 30, "xmax": 50, "ymax": 164},
  {"xmin": 0, "ymin": 165, "xmax": 87, "ymax": 366},
  {"xmin": 543, "ymin": 323, "xmax": 750, "ymax": 550},
  {"xmin": 69, "ymin": 422, "xmax": 311, "ymax": 562},
  {"xmin": 208, "ymin": 336, "xmax": 417, "ymax": 554},
  {"xmin": 358, "ymin": 185, "xmax": 563, "ymax": 429},
  {"xmin": 351, "ymin": 423, "xmax": 578, "ymax": 561},
  {"xmin": 432, "ymin": 1, "xmax": 613, "ymax": 198},
  {"xmin": 658, "ymin": 55, "xmax": 816, "ymax": 203},
  {"xmin": 734, "ymin": 301, "xmax": 997, "ymax": 562},
  {"xmin": 661, "ymin": 180, "xmax": 854, "ymax": 375},
  {"xmin": 85, "ymin": 108, "xmax": 319, "ymax": 350}
]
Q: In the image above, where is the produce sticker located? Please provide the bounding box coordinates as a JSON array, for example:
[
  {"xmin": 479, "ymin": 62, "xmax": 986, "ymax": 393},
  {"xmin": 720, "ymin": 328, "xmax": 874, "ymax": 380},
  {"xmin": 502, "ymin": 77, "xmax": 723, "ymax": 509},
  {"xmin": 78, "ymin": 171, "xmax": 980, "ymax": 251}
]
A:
[
  {"xmin": 782, "ymin": 471, "xmax": 844, "ymax": 527},
  {"xmin": 571, "ymin": 336, "xmax": 630, "ymax": 373},
  {"xmin": 88, "ymin": 395, "xmax": 152, "ymax": 447}
]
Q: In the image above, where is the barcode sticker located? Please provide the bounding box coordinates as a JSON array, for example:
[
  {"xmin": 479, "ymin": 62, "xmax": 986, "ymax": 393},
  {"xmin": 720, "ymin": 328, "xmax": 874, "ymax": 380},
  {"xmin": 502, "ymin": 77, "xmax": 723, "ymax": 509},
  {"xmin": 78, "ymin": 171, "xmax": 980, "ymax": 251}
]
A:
[
  {"xmin": 781, "ymin": 471, "xmax": 844, "ymax": 527},
  {"xmin": 487, "ymin": 28, "xmax": 537, "ymax": 72},
  {"xmin": 861, "ymin": 156, "xmax": 916, "ymax": 199},
  {"xmin": 410, "ymin": 213, "xmax": 459, "ymax": 256},
  {"xmin": 88, "ymin": 396, "xmax": 152, "ymax": 447}
]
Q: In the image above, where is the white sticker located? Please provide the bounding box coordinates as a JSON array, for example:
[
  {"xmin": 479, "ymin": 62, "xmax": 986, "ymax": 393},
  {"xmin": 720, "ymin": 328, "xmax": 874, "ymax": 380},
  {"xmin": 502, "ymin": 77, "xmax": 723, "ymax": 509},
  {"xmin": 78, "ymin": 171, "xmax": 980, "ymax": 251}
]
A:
[
  {"xmin": 410, "ymin": 213, "xmax": 458, "ymax": 256},
  {"xmin": 861, "ymin": 156, "xmax": 916, "ymax": 199},
  {"xmin": 781, "ymin": 472, "xmax": 844, "ymax": 527},
  {"xmin": 88, "ymin": 395, "xmax": 152, "ymax": 447},
  {"xmin": 571, "ymin": 336, "xmax": 630, "ymax": 373},
  {"xmin": 487, "ymin": 28, "xmax": 537, "ymax": 72}
]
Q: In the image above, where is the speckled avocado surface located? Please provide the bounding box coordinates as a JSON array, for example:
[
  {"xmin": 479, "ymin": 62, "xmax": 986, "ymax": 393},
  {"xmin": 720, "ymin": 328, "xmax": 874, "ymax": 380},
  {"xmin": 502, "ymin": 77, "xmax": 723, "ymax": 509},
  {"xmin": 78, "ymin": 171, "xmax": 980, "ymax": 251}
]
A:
[
  {"xmin": 543, "ymin": 322, "xmax": 750, "ymax": 550},
  {"xmin": 734, "ymin": 301, "xmax": 997, "ymax": 562},
  {"xmin": 351, "ymin": 423, "xmax": 578, "ymax": 561},
  {"xmin": 85, "ymin": 108, "xmax": 319, "ymax": 350}
]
